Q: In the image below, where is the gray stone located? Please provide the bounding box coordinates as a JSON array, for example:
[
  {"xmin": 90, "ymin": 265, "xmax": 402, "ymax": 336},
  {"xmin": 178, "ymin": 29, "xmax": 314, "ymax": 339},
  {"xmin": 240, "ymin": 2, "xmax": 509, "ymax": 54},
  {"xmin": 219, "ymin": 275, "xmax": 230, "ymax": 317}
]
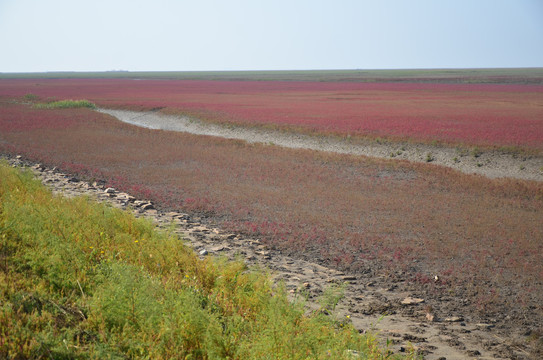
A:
[
  {"xmin": 401, "ymin": 297, "xmax": 425, "ymax": 305},
  {"xmin": 444, "ymin": 316, "xmax": 463, "ymax": 322}
]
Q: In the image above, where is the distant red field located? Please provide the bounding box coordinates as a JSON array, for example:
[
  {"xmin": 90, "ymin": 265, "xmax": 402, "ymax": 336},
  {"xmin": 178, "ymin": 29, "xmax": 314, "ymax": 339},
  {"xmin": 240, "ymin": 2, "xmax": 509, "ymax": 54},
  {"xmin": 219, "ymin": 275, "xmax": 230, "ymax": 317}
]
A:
[{"xmin": 1, "ymin": 79, "xmax": 542, "ymax": 150}]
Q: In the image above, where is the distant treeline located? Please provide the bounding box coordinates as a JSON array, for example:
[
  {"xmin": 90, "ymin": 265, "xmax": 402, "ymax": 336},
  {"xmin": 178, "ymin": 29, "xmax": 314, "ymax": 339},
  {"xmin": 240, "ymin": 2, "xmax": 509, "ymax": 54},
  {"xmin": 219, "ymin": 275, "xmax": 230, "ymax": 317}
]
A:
[{"xmin": 1, "ymin": 68, "xmax": 542, "ymax": 84}]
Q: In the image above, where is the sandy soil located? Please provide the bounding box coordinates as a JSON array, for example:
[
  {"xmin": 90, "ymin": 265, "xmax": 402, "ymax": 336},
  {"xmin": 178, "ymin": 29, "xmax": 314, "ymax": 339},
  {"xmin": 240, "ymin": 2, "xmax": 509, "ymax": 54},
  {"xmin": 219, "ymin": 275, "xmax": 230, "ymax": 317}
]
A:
[{"xmin": 98, "ymin": 108, "xmax": 543, "ymax": 182}]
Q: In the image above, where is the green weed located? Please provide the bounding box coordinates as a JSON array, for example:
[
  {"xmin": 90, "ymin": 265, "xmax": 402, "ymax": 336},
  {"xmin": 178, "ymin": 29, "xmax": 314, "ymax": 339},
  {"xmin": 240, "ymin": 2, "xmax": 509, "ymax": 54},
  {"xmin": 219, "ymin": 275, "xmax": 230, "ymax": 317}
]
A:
[
  {"xmin": 23, "ymin": 93, "xmax": 39, "ymax": 102},
  {"xmin": 455, "ymin": 146, "xmax": 469, "ymax": 157},
  {"xmin": 471, "ymin": 147, "xmax": 483, "ymax": 158},
  {"xmin": 34, "ymin": 99, "xmax": 96, "ymax": 109},
  {"xmin": 318, "ymin": 283, "xmax": 346, "ymax": 313}
]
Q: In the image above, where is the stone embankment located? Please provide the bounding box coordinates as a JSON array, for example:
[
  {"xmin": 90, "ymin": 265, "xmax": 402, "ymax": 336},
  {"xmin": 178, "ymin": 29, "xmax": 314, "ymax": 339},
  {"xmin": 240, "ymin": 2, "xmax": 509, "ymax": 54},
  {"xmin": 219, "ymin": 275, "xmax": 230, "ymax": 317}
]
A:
[{"xmin": 5, "ymin": 155, "xmax": 532, "ymax": 360}]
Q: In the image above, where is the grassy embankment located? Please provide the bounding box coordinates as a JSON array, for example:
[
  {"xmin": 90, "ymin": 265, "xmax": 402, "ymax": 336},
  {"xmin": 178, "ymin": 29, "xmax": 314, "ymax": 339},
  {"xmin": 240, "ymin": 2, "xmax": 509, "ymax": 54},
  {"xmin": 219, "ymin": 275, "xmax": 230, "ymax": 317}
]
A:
[{"xmin": 0, "ymin": 162, "xmax": 411, "ymax": 359}]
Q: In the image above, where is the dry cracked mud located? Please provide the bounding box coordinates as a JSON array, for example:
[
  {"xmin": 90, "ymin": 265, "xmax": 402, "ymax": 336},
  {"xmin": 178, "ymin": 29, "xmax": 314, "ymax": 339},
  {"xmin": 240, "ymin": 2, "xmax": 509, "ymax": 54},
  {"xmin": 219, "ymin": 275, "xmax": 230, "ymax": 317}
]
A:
[{"xmin": 5, "ymin": 156, "xmax": 540, "ymax": 359}]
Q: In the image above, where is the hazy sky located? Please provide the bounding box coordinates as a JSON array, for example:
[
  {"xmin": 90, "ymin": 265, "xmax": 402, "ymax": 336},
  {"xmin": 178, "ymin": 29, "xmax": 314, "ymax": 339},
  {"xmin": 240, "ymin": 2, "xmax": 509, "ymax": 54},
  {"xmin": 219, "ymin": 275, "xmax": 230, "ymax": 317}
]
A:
[{"xmin": 1, "ymin": 0, "xmax": 542, "ymax": 72}]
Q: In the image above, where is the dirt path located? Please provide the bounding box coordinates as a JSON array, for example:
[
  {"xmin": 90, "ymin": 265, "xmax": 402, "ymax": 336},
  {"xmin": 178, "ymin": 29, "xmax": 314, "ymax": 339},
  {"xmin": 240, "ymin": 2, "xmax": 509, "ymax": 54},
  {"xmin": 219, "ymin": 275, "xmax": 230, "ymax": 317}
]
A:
[
  {"xmin": 6, "ymin": 156, "xmax": 536, "ymax": 359},
  {"xmin": 99, "ymin": 108, "xmax": 543, "ymax": 182}
]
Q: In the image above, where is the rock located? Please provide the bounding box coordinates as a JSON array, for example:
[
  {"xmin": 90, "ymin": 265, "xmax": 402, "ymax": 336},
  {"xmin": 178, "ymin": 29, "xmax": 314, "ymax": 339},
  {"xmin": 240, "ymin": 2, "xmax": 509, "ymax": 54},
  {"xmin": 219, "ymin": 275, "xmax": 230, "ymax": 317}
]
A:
[
  {"xmin": 190, "ymin": 226, "xmax": 210, "ymax": 233},
  {"xmin": 256, "ymin": 250, "xmax": 271, "ymax": 259},
  {"xmin": 144, "ymin": 209, "xmax": 157, "ymax": 216},
  {"xmin": 444, "ymin": 316, "xmax": 463, "ymax": 323},
  {"xmin": 475, "ymin": 323, "xmax": 494, "ymax": 330},
  {"xmin": 401, "ymin": 297, "xmax": 425, "ymax": 305},
  {"xmin": 117, "ymin": 192, "xmax": 134, "ymax": 201},
  {"xmin": 104, "ymin": 187, "xmax": 116, "ymax": 194},
  {"xmin": 466, "ymin": 350, "xmax": 481, "ymax": 356},
  {"xmin": 177, "ymin": 214, "xmax": 190, "ymax": 220},
  {"xmin": 199, "ymin": 249, "xmax": 208, "ymax": 256},
  {"xmin": 402, "ymin": 333, "xmax": 426, "ymax": 342},
  {"xmin": 141, "ymin": 202, "xmax": 154, "ymax": 210}
]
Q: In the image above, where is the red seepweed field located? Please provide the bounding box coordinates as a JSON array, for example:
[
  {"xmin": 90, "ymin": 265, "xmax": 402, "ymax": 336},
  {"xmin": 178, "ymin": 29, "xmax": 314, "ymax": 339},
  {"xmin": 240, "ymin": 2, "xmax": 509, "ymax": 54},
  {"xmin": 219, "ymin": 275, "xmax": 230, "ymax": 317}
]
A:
[
  {"xmin": 1, "ymin": 75, "xmax": 543, "ymax": 356},
  {"xmin": 1, "ymin": 78, "xmax": 543, "ymax": 150}
]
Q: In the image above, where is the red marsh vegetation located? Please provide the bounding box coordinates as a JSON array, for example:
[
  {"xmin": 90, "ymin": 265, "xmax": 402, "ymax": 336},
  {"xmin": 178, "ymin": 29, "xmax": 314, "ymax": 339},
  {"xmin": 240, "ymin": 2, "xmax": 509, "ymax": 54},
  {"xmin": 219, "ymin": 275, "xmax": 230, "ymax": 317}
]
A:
[
  {"xmin": 1, "ymin": 79, "xmax": 543, "ymax": 150},
  {"xmin": 1, "ymin": 100, "xmax": 542, "ymax": 332}
]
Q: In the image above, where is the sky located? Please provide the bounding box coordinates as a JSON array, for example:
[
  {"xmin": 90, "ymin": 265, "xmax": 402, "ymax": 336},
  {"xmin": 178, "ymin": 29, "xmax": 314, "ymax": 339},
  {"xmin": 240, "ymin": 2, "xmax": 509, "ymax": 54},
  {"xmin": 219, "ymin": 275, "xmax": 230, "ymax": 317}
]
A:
[{"xmin": 0, "ymin": 0, "xmax": 542, "ymax": 72}]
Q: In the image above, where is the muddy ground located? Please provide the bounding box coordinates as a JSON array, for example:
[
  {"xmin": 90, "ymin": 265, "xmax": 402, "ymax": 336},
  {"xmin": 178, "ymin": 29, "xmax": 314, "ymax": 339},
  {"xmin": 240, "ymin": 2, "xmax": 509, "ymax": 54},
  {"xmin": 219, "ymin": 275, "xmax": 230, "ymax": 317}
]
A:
[
  {"xmin": 5, "ymin": 155, "xmax": 541, "ymax": 359},
  {"xmin": 98, "ymin": 109, "xmax": 543, "ymax": 182}
]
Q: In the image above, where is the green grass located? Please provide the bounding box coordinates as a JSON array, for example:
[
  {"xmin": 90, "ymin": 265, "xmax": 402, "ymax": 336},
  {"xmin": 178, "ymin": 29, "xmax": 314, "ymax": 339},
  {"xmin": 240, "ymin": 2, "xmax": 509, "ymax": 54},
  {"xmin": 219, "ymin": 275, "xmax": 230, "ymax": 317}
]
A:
[
  {"xmin": 34, "ymin": 99, "xmax": 96, "ymax": 109},
  {"xmin": 0, "ymin": 162, "xmax": 409, "ymax": 359}
]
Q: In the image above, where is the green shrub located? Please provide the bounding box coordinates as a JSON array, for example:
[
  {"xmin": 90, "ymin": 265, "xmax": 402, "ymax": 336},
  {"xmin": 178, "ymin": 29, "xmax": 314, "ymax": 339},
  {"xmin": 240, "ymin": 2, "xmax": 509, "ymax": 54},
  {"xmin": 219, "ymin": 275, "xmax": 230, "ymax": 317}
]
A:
[
  {"xmin": 23, "ymin": 93, "xmax": 40, "ymax": 102},
  {"xmin": 471, "ymin": 146, "xmax": 482, "ymax": 158},
  {"xmin": 34, "ymin": 99, "xmax": 96, "ymax": 109}
]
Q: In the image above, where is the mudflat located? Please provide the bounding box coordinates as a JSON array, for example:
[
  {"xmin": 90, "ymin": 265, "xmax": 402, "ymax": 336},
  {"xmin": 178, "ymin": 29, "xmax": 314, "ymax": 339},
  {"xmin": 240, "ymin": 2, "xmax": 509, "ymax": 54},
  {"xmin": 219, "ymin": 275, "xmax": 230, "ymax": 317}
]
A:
[
  {"xmin": 7, "ymin": 156, "xmax": 539, "ymax": 360},
  {"xmin": 100, "ymin": 108, "xmax": 543, "ymax": 182}
]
